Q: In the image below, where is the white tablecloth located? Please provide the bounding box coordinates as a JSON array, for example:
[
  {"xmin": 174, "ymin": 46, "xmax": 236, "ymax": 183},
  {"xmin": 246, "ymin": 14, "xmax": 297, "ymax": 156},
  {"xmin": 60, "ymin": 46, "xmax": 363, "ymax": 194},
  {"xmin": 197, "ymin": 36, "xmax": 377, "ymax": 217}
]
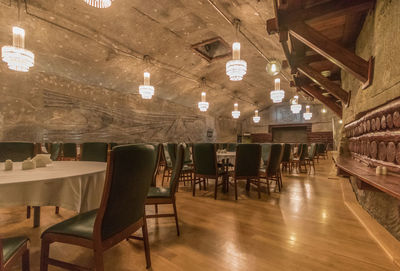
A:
[
  {"xmin": 217, "ymin": 152, "xmax": 236, "ymax": 164},
  {"xmin": 0, "ymin": 161, "xmax": 107, "ymax": 213}
]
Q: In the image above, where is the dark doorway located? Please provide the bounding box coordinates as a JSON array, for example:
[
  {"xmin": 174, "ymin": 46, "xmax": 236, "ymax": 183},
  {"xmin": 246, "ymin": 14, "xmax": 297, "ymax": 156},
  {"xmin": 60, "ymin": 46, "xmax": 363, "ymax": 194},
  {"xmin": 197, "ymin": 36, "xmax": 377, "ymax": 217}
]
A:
[{"xmin": 271, "ymin": 126, "xmax": 308, "ymax": 143}]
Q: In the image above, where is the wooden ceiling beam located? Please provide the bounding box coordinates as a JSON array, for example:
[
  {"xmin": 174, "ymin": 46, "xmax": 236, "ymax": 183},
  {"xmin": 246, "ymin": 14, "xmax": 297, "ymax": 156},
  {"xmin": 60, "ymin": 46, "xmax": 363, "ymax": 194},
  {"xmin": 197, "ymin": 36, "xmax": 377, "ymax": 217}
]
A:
[
  {"xmin": 279, "ymin": 0, "xmax": 374, "ymax": 26},
  {"xmin": 289, "ymin": 22, "xmax": 374, "ymax": 88},
  {"xmin": 299, "ymin": 84, "xmax": 343, "ymax": 118},
  {"xmin": 297, "ymin": 64, "xmax": 350, "ymax": 105}
]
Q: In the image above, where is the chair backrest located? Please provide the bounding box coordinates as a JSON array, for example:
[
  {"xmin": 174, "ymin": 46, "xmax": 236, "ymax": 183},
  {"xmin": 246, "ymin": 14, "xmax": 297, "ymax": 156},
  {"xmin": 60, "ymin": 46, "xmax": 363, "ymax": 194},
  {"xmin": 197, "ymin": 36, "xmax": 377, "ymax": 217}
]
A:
[
  {"xmin": 318, "ymin": 143, "xmax": 326, "ymax": 154},
  {"xmin": 296, "ymin": 143, "xmax": 303, "ymax": 157},
  {"xmin": 281, "ymin": 143, "xmax": 292, "ymax": 163},
  {"xmin": 308, "ymin": 143, "xmax": 317, "ymax": 159},
  {"xmin": 169, "ymin": 144, "xmax": 185, "ymax": 196},
  {"xmin": 95, "ymin": 144, "xmax": 157, "ymax": 241},
  {"xmin": 299, "ymin": 143, "xmax": 308, "ymax": 160},
  {"xmin": 0, "ymin": 142, "xmax": 35, "ymax": 162},
  {"xmin": 50, "ymin": 143, "xmax": 62, "ymax": 161},
  {"xmin": 62, "ymin": 143, "xmax": 77, "ymax": 158},
  {"xmin": 162, "ymin": 143, "xmax": 177, "ymax": 168},
  {"xmin": 260, "ymin": 143, "xmax": 271, "ymax": 165},
  {"xmin": 193, "ymin": 143, "xmax": 218, "ymax": 177},
  {"xmin": 234, "ymin": 144, "xmax": 261, "ymax": 178},
  {"xmin": 227, "ymin": 143, "xmax": 237, "ymax": 152},
  {"xmin": 182, "ymin": 143, "xmax": 192, "ymax": 165},
  {"xmin": 267, "ymin": 144, "xmax": 284, "ymax": 174},
  {"xmin": 81, "ymin": 142, "xmax": 108, "ymax": 162}
]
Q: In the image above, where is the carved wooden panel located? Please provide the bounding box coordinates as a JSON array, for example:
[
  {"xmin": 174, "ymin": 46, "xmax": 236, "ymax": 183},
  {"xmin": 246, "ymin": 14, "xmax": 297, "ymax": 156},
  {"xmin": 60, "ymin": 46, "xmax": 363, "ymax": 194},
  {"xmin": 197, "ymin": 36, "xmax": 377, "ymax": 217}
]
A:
[{"xmin": 344, "ymin": 98, "xmax": 400, "ymax": 173}]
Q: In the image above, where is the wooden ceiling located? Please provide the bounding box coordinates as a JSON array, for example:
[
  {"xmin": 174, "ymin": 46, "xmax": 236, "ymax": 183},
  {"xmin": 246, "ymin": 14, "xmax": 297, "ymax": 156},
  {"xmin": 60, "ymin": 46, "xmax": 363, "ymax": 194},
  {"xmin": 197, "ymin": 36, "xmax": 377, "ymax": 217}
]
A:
[{"xmin": 266, "ymin": 0, "xmax": 376, "ymax": 118}]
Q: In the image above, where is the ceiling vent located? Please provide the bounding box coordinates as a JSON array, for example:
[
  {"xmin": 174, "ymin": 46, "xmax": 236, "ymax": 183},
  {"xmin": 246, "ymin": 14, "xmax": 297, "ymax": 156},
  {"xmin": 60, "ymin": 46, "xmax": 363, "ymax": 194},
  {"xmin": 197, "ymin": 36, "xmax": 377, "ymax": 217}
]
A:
[{"xmin": 191, "ymin": 37, "xmax": 231, "ymax": 63}]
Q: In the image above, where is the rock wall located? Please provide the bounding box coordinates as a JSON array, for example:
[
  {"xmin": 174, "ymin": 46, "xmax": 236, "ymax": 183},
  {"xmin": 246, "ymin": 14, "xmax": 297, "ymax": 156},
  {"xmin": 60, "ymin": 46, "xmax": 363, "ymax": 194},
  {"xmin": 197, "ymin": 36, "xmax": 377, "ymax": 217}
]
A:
[
  {"xmin": 341, "ymin": 0, "xmax": 400, "ymax": 240},
  {"xmin": 242, "ymin": 102, "xmax": 337, "ymax": 134},
  {"xmin": 0, "ymin": 67, "xmax": 217, "ymax": 143}
]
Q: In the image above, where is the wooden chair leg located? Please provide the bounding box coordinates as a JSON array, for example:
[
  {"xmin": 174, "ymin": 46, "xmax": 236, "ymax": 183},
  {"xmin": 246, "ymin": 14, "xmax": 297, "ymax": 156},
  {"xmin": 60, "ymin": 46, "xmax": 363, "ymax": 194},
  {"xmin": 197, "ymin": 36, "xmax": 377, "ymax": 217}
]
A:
[
  {"xmin": 214, "ymin": 178, "xmax": 218, "ymax": 200},
  {"xmin": 40, "ymin": 239, "xmax": 50, "ymax": 271},
  {"xmin": 257, "ymin": 179, "xmax": 261, "ymax": 199},
  {"xmin": 27, "ymin": 206, "xmax": 31, "ymax": 219},
  {"xmin": 142, "ymin": 217, "xmax": 151, "ymax": 269},
  {"xmin": 192, "ymin": 176, "xmax": 196, "ymax": 196},
  {"xmin": 234, "ymin": 178, "xmax": 238, "ymax": 201},
  {"xmin": 266, "ymin": 176, "xmax": 271, "ymax": 195},
  {"xmin": 155, "ymin": 204, "xmax": 158, "ymax": 214},
  {"xmin": 55, "ymin": 206, "xmax": 59, "ymax": 214},
  {"xmin": 22, "ymin": 248, "xmax": 30, "ymax": 271},
  {"xmin": 93, "ymin": 249, "xmax": 104, "ymax": 271},
  {"xmin": 173, "ymin": 200, "xmax": 180, "ymax": 236}
]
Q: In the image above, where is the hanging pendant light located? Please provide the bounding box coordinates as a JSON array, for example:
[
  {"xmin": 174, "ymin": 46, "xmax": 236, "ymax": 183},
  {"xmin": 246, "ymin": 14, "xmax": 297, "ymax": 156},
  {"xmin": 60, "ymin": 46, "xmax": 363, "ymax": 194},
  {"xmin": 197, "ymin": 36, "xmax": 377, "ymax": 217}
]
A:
[
  {"xmin": 198, "ymin": 92, "xmax": 209, "ymax": 112},
  {"xmin": 84, "ymin": 0, "xmax": 113, "ymax": 8},
  {"xmin": 321, "ymin": 108, "xmax": 327, "ymax": 113},
  {"xmin": 232, "ymin": 103, "xmax": 240, "ymax": 119},
  {"xmin": 290, "ymin": 95, "xmax": 302, "ymax": 114},
  {"xmin": 266, "ymin": 59, "xmax": 281, "ymax": 76},
  {"xmin": 138, "ymin": 72, "xmax": 154, "ymax": 99},
  {"xmin": 303, "ymin": 105, "xmax": 312, "ymax": 120},
  {"xmin": 226, "ymin": 20, "xmax": 247, "ymax": 81},
  {"xmin": 253, "ymin": 110, "xmax": 260, "ymax": 123},
  {"xmin": 2, "ymin": 26, "xmax": 34, "ymax": 72},
  {"xmin": 270, "ymin": 78, "xmax": 285, "ymax": 103}
]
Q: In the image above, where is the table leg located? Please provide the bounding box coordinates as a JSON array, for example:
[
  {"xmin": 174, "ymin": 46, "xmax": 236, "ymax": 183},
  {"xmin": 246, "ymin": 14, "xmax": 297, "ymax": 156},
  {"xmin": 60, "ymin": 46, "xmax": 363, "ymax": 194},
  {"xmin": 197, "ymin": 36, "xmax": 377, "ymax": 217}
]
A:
[{"xmin": 33, "ymin": 206, "xmax": 41, "ymax": 228}]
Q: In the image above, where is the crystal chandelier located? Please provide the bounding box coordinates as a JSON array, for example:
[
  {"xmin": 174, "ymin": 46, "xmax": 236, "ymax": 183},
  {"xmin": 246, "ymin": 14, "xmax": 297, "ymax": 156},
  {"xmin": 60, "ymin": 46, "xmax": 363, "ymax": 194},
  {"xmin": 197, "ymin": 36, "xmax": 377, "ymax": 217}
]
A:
[
  {"xmin": 266, "ymin": 59, "xmax": 281, "ymax": 76},
  {"xmin": 270, "ymin": 78, "xmax": 285, "ymax": 103},
  {"xmin": 2, "ymin": 27, "xmax": 34, "ymax": 72},
  {"xmin": 226, "ymin": 42, "xmax": 247, "ymax": 81},
  {"xmin": 232, "ymin": 103, "xmax": 240, "ymax": 119},
  {"xmin": 138, "ymin": 72, "xmax": 154, "ymax": 99},
  {"xmin": 198, "ymin": 92, "xmax": 209, "ymax": 112},
  {"xmin": 253, "ymin": 110, "xmax": 260, "ymax": 123},
  {"xmin": 290, "ymin": 95, "xmax": 302, "ymax": 114},
  {"xmin": 303, "ymin": 105, "xmax": 312, "ymax": 120},
  {"xmin": 84, "ymin": 0, "xmax": 113, "ymax": 8}
]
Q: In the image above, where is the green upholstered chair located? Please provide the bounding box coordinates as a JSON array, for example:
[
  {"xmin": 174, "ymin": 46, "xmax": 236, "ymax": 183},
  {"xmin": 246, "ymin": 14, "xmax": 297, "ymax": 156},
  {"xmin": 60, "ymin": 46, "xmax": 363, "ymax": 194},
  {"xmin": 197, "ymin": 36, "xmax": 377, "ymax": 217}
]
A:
[
  {"xmin": 281, "ymin": 143, "xmax": 292, "ymax": 173},
  {"xmin": 48, "ymin": 143, "xmax": 62, "ymax": 161},
  {"xmin": 179, "ymin": 143, "xmax": 194, "ymax": 187},
  {"xmin": 81, "ymin": 142, "xmax": 108, "ymax": 162},
  {"xmin": 61, "ymin": 143, "xmax": 77, "ymax": 160},
  {"xmin": 146, "ymin": 143, "xmax": 185, "ymax": 236},
  {"xmin": 306, "ymin": 143, "xmax": 317, "ymax": 174},
  {"xmin": 260, "ymin": 143, "xmax": 284, "ymax": 193},
  {"xmin": 161, "ymin": 143, "xmax": 177, "ymax": 186},
  {"xmin": 0, "ymin": 236, "xmax": 30, "ymax": 271},
  {"xmin": 0, "ymin": 142, "xmax": 35, "ymax": 162},
  {"xmin": 40, "ymin": 144, "xmax": 158, "ymax": 271},
  {"xmin": 317, "ymin": 143, "xmax": 328, "ymax": 160},
  {"xmin": 231, "ymin": 144, "xmax": 262, "ymax": 200},
  {"xmin": 292, "ymin": 143, "xmax": 308, "ymax": 173},
  {"xmin": 192, "ymin": 143, "xmax": 226, "ymax": 199},
  {"xmin": 260, "ymin": 143, "xmax": 271, "ymax": 167}
]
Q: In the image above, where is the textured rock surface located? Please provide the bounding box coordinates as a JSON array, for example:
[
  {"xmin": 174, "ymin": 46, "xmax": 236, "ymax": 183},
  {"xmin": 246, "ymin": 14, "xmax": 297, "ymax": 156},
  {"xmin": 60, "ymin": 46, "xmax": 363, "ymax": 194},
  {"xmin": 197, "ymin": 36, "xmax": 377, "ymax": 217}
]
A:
[{"xmin": 341, "ymin": 0, "xmax": 400, "ymax": 241}]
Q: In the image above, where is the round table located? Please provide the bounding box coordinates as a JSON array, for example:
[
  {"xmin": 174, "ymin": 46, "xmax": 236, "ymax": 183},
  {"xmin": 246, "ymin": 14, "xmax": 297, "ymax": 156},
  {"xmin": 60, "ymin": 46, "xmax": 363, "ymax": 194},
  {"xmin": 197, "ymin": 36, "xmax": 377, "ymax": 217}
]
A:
[{"xmin": 0, "ymin": 161, "xmax": 107, "ymax": 227}]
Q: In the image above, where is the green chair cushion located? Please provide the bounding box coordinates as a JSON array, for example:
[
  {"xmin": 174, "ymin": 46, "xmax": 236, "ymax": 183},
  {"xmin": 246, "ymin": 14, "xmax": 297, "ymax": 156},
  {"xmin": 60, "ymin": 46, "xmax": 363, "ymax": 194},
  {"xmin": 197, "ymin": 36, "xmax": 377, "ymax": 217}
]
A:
[
  {"xmin": 147, "ymin": 187, "xmax": 170, "ymax": 198},
  {"xmin": 2, "ymin": 236, "xmax": 28, "ymax": 262},
  {"xmin": 42, "ymin": 209, "xmax": 97, "ymax": 240}
]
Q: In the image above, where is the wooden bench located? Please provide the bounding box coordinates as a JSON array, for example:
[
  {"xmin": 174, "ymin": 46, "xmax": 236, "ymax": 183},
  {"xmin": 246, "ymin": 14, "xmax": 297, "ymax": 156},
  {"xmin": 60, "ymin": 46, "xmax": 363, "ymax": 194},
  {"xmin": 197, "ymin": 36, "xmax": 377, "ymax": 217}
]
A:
[{"xmin": 334, "ymin": 156, "xmax": 400, "ymax": 199}]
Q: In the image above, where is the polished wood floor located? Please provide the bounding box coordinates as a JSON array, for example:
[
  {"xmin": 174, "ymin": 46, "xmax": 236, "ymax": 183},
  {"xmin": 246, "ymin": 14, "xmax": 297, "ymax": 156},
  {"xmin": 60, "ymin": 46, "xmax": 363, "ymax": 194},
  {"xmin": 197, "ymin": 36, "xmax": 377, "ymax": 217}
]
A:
[{"xmin": 1, "ymin": 156, "xmax": 397, "ymax": 270}]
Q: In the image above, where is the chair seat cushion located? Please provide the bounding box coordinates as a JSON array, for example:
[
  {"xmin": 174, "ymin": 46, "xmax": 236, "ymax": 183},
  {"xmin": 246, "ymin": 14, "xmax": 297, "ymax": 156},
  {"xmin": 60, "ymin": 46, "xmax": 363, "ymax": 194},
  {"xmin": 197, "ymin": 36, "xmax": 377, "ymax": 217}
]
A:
[
  {"xmin": 2, "ymin": 236, "xmax": 28, "ymax": 262},
  {"xmin": 42, "ymin": 209, "xmax": 97, "ymax": 240},
  {"xmin": 182, "ymin": 165, "xmax": 194, "ymax": 171},
  {"xmin": 147, "ymin": 187, "xmax": 170, "ymax": 198}
]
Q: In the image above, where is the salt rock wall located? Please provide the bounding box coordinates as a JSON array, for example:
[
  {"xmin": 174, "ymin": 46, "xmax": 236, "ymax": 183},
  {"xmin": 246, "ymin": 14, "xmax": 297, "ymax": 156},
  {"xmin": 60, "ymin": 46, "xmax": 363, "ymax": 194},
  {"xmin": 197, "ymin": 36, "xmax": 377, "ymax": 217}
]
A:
[
  {"xmin": 0, "ymin": 67, "xmax": 216, "ymax": 143},
  {"xmin": 341, "ymin": 0, "xmax": 400, "ymax": 240}
]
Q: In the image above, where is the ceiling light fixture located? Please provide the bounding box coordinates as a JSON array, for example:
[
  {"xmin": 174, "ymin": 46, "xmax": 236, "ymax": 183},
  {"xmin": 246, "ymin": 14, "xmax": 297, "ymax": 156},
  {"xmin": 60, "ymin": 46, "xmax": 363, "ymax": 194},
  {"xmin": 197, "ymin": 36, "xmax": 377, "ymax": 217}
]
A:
[
  {"xmin": 321, "ymin": 108, "xmax": 327, "ymax": 113},
  {"xmin": 2, "ymin": 26, "xmax": 34, "ymax": 72},
  {"xmin": 253, "ymin": 110, "xmax": 260, "ymax": 123},
  {"xmin": 266, "ymin": 59, "xmax": 281, "ymax": 76},
  {"xmin": 226, "ymin": 20, "xmax": 247, "ymax": 81},
  {"xmin": 198, "ymin": 92, "xmax": 209, "ymax": 112},
  {"xmin": 303, "ymin": 105, "xmax": 312, "ymax": 120},
  {"xmin": 290, "ymin": 95, "xmax": 302, "ymax": 114},
  {"xmin": 84, "ymin": 0, "xmax": 113, "ymax": 8},
  {"xmin": 138, "ymin": 72, "xmax": 154, "ymax": 99},
  {"xmin": 339, "ymin": 119, "xmax": 343, "ymax": 124},
  {"xmin": 232, "ymin": 103, "xmax": 240, "ymax": 119},
  {"xmin": 270, "ymin": 78, "xmax": 285, "ymax": 103}
]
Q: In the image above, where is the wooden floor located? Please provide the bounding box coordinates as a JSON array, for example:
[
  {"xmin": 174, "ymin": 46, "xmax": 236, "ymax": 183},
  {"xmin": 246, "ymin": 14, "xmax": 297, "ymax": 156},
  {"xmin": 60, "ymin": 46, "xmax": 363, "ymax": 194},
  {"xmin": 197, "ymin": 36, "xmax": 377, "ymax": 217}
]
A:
[{"xmin": 1, "ymin": 156, "xmax": 397, "ymax": 270}]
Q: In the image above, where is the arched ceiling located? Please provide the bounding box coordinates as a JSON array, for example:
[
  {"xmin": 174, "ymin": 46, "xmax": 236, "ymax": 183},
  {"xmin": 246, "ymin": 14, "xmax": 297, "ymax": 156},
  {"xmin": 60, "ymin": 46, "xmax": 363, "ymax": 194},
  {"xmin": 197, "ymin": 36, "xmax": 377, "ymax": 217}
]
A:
[{"xmin": 0, "ymin": 0, "xmax": 301, "ymax": 118}]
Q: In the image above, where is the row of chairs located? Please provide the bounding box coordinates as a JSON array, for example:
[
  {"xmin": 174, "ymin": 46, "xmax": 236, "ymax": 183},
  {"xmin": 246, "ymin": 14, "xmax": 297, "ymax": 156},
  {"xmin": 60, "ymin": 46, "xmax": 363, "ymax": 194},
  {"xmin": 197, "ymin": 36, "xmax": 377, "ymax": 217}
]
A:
[{"xmin": 2, "ymin": 143, "xmax": 188, "ymax": 271}]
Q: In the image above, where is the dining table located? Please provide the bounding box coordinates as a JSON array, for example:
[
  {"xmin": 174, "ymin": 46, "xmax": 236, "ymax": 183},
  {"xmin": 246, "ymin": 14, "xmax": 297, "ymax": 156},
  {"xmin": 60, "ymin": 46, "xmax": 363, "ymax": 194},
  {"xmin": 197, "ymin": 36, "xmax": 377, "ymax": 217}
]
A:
[{"xmin": 0, "ymin": 161, "xmax": 107, "ymax": 227}]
